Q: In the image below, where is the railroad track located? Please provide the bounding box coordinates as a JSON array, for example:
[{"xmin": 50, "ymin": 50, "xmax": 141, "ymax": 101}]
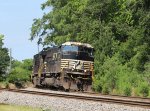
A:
[{"xmin": 0, "ymin": 88, "xmax": 150, "ymax": 108}]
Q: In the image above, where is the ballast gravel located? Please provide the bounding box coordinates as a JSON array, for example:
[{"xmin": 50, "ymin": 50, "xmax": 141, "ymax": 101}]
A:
[{"xmin": 0, "ymin": 89, "xmax": 150, "ymax": 111}]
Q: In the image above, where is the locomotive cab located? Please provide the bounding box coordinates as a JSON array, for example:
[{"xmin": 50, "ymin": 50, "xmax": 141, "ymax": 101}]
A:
[
  {"xmin": 60, "ymin": 42, "xmax": 94, "ymax": 91},
  {"xmin": 61, "ymin": 42, "xmax": 94, "ymax": 72}
]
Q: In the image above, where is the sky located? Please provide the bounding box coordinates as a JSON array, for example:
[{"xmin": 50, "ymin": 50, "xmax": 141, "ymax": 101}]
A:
[{"xmin": 0, "ymin": 0, "xmax": 47, "ymax": 61}]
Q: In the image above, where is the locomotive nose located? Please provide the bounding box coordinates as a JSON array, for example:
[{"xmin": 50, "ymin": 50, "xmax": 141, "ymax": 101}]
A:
[{"xmin": 73, "ymin": 60, "xmax": 84, "ymax": 70}]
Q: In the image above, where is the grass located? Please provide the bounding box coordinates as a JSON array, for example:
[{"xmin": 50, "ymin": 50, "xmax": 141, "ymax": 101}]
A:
[
  {"xmin": 0, "ymin": 104, "xmax": 43, "ymax": 111},
  {"xmin": 0, "ymin": 82, "xmax": 7, "ymax": 88}
]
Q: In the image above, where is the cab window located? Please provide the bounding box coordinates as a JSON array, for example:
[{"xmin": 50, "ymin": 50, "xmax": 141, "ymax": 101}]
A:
[{"xmin": 62, "ymin": 45, "xmax": 78, "ymax": 52}]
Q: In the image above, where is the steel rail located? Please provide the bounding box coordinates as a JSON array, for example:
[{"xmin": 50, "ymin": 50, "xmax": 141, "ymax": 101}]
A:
[{"xmin": 0, "ymin": 88, "xmax": 150, "ymax": 108}]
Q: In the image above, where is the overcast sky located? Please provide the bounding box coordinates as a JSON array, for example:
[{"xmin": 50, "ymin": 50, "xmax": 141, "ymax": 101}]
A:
[{"xmin": 0, "ymin": 0, "xmax": 47, "ymax": 61}]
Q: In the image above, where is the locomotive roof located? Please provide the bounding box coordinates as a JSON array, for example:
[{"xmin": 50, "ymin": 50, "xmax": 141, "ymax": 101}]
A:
[
  {"xmin": 37, "ymin": 46, "xmax": 59, "ymax": 55},
  {"xmin": 62, "ymin": 42, "xmax": 93, "ymax": 48}
]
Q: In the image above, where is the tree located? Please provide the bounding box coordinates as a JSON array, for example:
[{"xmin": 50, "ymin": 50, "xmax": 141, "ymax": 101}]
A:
[
  {"xmin": 7, "ymin": 59, "xmax": 33, "ymax": 87},
  {"xmin": 0, "ymin": 34, "xmax": 10, "ymax": 80},
  {"xmin": 30, "ymin": 0, "xmax": 91, "ymax": 45},
  {"xmin": 22, "ymin": 59, "xmax": 33, "ymax": 71}
]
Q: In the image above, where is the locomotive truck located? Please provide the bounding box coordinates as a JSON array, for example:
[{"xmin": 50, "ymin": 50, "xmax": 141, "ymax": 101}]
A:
[{"xmin": 31, "ymin": 42, "xmax": 94, "ymax": 91}]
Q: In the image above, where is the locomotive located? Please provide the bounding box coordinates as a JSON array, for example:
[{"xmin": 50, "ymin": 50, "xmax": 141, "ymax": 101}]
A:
[{"xmin": 31, "ymin": 42, "xmax": 94, "ymax": 91}]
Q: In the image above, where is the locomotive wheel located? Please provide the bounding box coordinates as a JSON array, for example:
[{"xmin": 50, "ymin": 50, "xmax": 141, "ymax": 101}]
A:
[
  {"xmin": 33, "ymin": 77, "xmax": 37, "ymax": 87},
  {"xmin": 76, "ymin": 79, "xmax": 83, "ymax": 91},
  {"xmin": 62, "ymin": 78, "xmax": 71, "ymax": 91},
  {"xmin": 83, "ymin": 83, "xmax": 88, "ymax": 91}
]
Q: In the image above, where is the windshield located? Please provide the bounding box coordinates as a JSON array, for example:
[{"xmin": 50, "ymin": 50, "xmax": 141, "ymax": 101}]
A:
[
  {"xmin": 61, "ymin": 45, "xmax": 94, "ymax": 61},
  {"xmin": 62, "ymin": 45, "xmax": 78, "ymax": 52},
  {"xmin": 62, "ymin": 45, "xmax": 93, "ymax": 56},
  {"xmin": 79, "ymin": 47, "xmax": 94, "ymax": 56}
]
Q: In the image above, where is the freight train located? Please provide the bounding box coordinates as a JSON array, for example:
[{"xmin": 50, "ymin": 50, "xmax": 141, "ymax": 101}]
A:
[{"xmin": 31, "ymin": 42, "xmax": 94, "ymax": 91}]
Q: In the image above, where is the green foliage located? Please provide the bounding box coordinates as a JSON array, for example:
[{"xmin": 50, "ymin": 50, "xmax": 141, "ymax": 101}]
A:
[
  {"xmin": 0, "ymin": 34, "xmax": 10, "ymax": 80},
  {"xmin": 92, "ymin": 77, "xmax": 102, "ymax": 92},
  {"xmin": 138, "ymin": 82, "xmax": 149, "ymax": 97},
  {"xmin": 102, "ymin": 84, "xmax": 110, "ymax": 94},
  {"xmin": 8, "ymin": 67, "xmax": 29, "ymax": 83},
  {"xmin": 11, "ymin": 60, "xmax": 22, "ymax": 68},
  {"xmin": 30, "ymin": 0, "xmax": 150, "ymax": 97},
  {"xmin": 11, "ymin": 59, "xmax": 33, "ymax": 71},
  {"xmin": 7, "ymin": 59, "xmax": 33, "ymax": 87},
  {"xmin": 123, "ymin": 84, "xmax": 132, "ymax": 96}
]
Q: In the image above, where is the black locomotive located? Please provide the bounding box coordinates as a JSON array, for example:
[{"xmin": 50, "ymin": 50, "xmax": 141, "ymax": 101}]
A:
[{"xmin": 31, "ymin": 42, "xmax": 94, "ymax": 91}]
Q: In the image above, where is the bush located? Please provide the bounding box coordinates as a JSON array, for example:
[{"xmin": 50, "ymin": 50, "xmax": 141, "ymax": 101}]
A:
[
  {"xmin": 123, "ymin": 85, "xmax": 131, "ymax": 96},
  {"xmin": 0, "ymin": 81, "xmax": 9, "ymax": 88},
  {"xmin": 92, "ymin": 77, "xmax": 102, "ymax": 92},
  {"xmin": 138, "ymin": 82, "xmax": 149, "ymax": 97},
  {"xmin": 7, "ymin": 67, "xmax": 30, "ymax": 88},
  {"xmin": 102, "ymin": 84, "xmax": 110, "ymax": 94}
]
